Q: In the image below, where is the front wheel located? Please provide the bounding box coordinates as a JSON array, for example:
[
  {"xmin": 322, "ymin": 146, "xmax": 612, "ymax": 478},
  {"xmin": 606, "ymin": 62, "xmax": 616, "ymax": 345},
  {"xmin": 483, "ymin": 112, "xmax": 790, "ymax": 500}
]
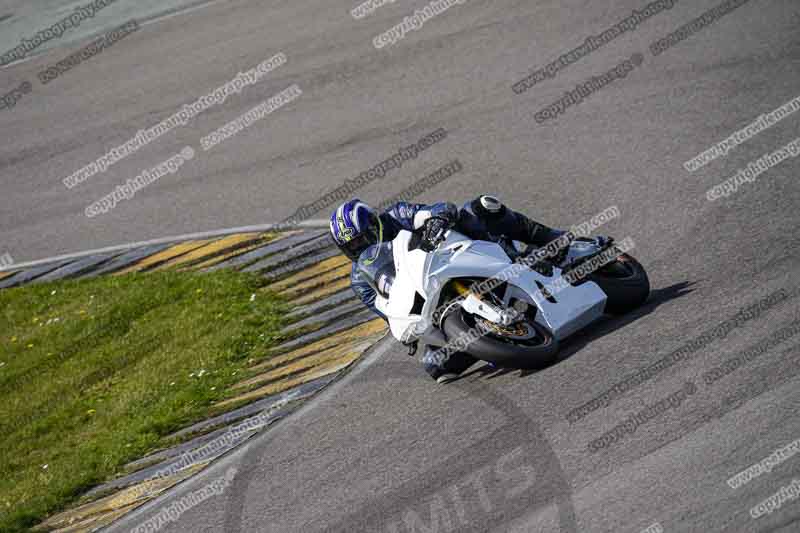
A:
[
  {"xmin": 442, "ymin": 309, "xmax": 559, "ymax": 369},
  {"xmin": 585, "ymin": 253, "xmax": 650, "ymax": 314}
]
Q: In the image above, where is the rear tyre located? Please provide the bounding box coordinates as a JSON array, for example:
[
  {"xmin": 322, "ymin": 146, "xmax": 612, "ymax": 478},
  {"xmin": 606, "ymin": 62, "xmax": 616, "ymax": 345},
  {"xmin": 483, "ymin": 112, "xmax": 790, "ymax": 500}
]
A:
[
  {"xmin": 586, "ymin": 253, "xmax": 650, "ymax": 315},
  {"xmin": 442, "ymin": 309, "xmax": 559, "ymax": 369}
]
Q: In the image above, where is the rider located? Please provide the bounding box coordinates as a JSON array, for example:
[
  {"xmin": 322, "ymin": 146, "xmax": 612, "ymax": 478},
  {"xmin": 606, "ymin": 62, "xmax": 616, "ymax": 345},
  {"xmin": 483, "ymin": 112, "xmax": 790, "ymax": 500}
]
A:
[{"xmin": 329, "ymin": 196, "xmax": 567, "ymax": 383}]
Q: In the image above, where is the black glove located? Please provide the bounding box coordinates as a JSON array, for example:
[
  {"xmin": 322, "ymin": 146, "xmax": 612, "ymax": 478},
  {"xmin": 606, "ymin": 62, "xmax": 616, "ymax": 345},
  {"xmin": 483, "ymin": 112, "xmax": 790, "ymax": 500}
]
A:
[{"xmin": 420, "ymin": 216, "xmax": 451, "ymax": 252}]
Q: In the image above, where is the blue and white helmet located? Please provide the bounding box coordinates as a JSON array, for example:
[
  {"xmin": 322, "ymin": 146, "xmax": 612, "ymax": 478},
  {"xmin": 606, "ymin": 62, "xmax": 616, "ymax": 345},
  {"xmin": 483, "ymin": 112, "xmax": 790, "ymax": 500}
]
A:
[{"xmin": 329, "ymin": 199, "xmax": 382, "ymax": 260}]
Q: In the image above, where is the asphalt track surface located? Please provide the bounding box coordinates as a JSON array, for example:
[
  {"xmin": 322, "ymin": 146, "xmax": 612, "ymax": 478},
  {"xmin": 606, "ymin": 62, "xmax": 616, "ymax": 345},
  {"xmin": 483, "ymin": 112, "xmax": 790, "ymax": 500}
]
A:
[{"xmin": 3, "ymin": 0, "xmax": 800, "ymax": 532}]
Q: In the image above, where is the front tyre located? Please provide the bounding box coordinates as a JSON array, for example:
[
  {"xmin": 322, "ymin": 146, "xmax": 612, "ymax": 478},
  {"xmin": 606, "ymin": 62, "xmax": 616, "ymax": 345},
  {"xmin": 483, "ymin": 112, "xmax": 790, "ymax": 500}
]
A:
[
  {"xmin": 586, "ymin": 253, "xmax": 650, "ymax": 314},
  {"xmin": 442, "ymin": 310, "xmax": 559, "ymax": 369}
]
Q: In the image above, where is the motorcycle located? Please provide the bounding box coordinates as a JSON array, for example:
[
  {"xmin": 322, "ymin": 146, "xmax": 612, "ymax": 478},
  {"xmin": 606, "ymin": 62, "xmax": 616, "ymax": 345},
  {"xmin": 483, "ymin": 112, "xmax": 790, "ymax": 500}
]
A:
[{"xmin": 356, "ymin": 227, "xmax": 649, "ymax": 368}]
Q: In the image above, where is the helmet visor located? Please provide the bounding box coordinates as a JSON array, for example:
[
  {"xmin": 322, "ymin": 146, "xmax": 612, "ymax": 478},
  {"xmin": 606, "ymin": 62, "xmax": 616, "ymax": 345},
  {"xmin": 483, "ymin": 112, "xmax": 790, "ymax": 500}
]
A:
[
  {"xmin": 341, "ymin": 232, "xmax": 374, "ymax": 260},
  {"xmin": 340, "ymin": 213, "xmax": 382, "ymax": 261}
]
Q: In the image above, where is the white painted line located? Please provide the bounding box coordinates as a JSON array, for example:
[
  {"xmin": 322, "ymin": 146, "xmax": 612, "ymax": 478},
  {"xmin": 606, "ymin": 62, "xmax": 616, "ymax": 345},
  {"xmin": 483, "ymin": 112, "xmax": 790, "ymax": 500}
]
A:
[{"xmin": 0, "ymin": 220, "xmax": 330, "ymax": 272}]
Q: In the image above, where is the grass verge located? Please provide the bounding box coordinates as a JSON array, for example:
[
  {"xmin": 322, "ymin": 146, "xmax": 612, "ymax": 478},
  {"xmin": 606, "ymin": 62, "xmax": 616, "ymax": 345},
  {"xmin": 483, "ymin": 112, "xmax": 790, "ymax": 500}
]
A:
[{"xmin": 0, "ymin": 270, "xmax": 288, "ymax": 532}]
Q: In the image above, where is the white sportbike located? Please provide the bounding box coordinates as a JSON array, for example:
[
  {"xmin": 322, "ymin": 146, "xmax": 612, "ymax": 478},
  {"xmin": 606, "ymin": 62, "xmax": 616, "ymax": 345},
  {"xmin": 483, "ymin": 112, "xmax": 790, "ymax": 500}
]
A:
[{"xmin": 357, "ymin": 228, "xmax": 649, "ymax": 367}]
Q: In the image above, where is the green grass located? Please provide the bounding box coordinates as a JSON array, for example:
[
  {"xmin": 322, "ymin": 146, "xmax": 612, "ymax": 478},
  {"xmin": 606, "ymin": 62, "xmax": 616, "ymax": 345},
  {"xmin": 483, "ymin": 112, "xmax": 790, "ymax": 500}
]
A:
[{"xmin": 0, "ymin": 270, "xmax": 288, "ymax": 532}]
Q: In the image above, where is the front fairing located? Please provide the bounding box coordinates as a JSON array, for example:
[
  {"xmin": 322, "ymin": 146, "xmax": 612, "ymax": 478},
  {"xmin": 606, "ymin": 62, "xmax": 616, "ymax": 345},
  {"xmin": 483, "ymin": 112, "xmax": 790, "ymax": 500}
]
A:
[{"xmin": 385, "ymin": 230, "xmax": 514, "ymax": 341}]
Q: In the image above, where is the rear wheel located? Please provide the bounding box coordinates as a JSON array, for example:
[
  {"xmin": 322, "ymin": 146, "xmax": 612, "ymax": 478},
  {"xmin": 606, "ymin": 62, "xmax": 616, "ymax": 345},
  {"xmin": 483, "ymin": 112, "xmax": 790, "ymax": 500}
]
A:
[
  {"xmin": 585, "ymin": 253, "xmax": 650, "ymax": 314},
  {"xmin": 442, "ymin": 309, "xmax": 559, "ymax": 369}
]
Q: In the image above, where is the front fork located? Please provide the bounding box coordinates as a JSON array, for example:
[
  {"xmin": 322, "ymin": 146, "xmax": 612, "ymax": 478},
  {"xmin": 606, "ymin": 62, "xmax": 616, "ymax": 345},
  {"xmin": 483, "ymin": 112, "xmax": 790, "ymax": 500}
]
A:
[
  {"xmin": 451, "ymin": 280, "xmax": 523, "ymax": 326},
  {"xmin": 417, "ymin": 280, "xmax": 531, "ymax": 351}
]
